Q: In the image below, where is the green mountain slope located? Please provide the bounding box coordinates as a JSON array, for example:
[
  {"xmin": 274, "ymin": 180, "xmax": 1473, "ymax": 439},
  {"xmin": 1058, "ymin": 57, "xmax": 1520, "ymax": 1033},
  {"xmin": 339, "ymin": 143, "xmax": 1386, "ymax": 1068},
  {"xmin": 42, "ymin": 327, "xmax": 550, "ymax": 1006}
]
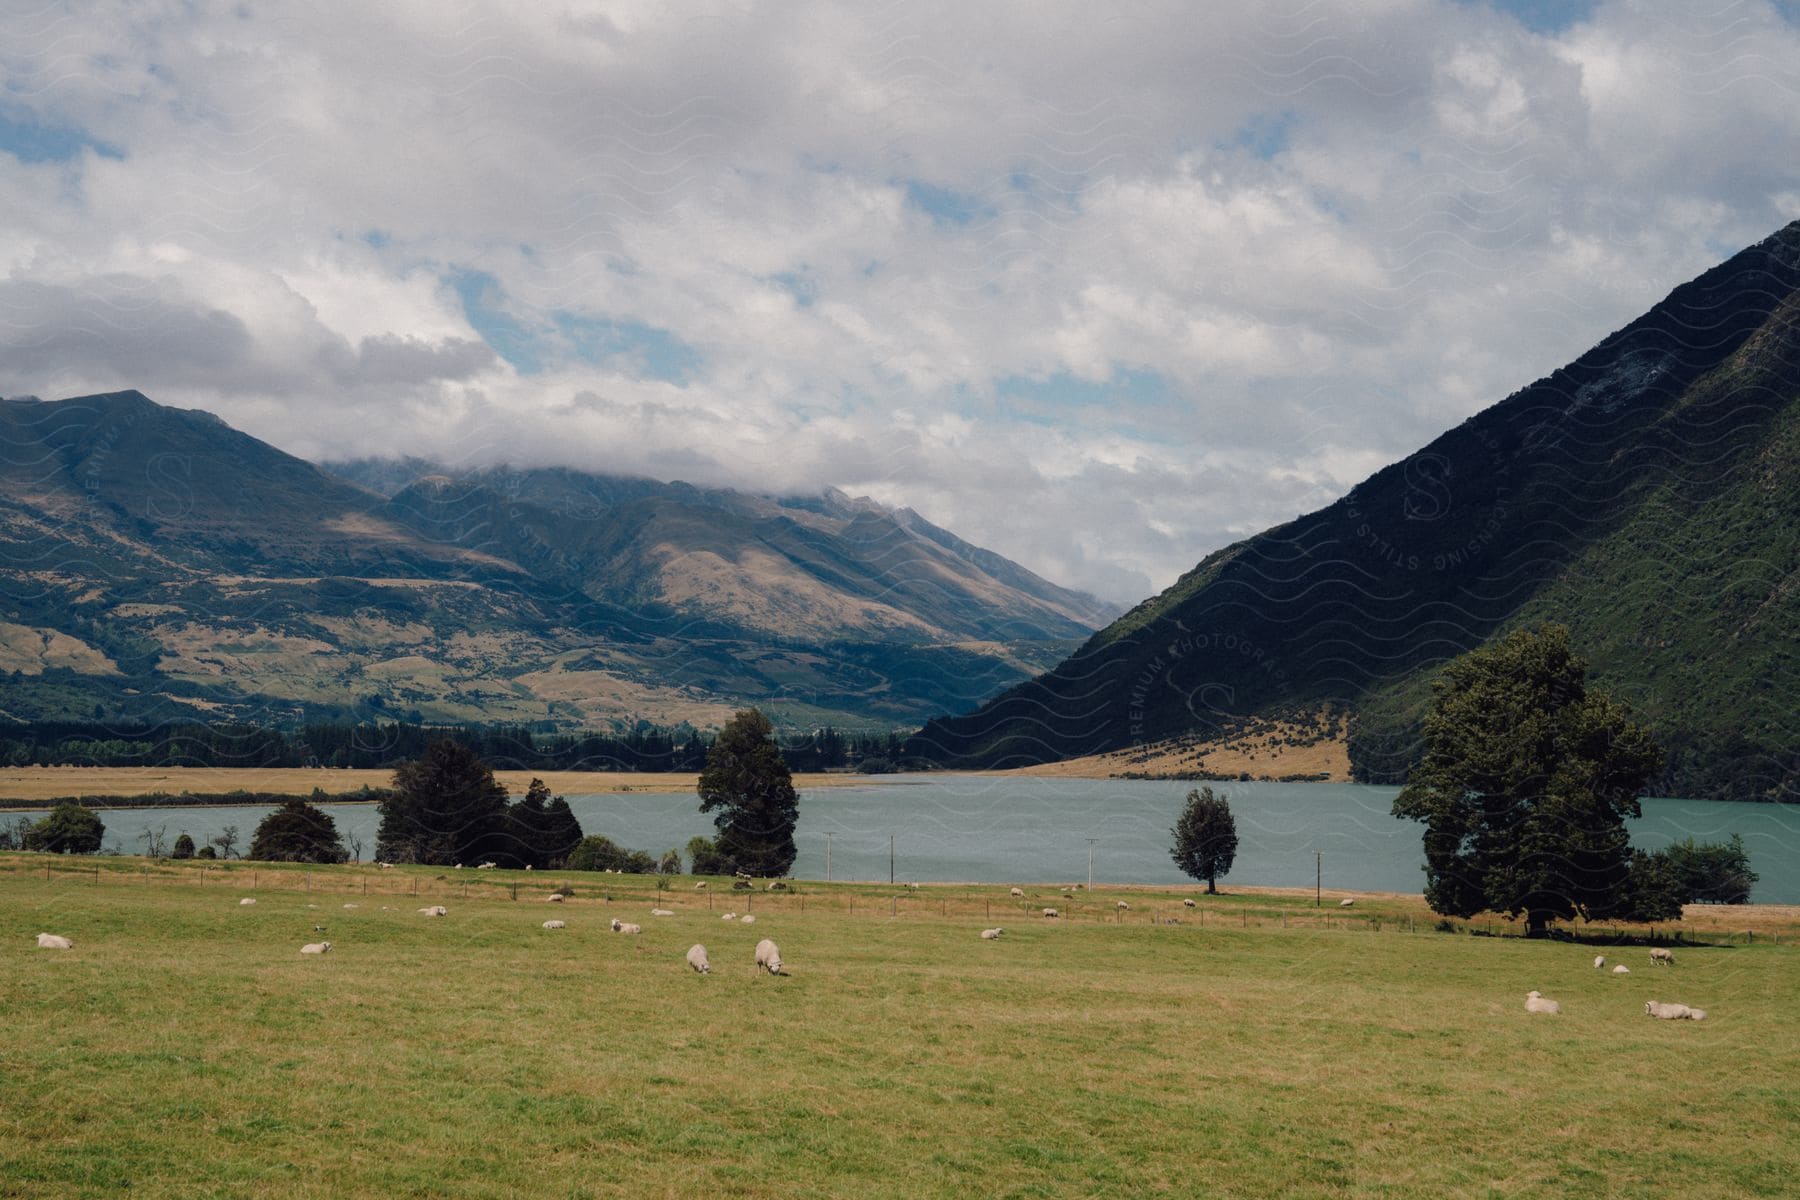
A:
[{"xmin": 910, "ymin": 221, "xmax": 1800, "ymax": 800}]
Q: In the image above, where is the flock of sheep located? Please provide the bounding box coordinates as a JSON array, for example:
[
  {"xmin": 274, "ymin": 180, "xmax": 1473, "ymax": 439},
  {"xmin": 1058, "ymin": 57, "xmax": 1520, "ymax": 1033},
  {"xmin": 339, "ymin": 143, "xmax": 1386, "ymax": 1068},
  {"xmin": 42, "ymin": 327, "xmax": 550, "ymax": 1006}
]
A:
[{"xmin": 1522, "ymin": 948, "xmax": 1707, "ymax": 1020}]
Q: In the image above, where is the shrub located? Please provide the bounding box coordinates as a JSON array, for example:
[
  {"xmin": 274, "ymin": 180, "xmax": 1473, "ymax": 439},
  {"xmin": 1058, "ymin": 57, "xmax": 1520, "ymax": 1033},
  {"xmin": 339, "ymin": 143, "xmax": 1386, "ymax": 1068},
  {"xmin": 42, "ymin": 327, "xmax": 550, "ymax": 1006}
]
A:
[
  {"xmin": 171, "ymin": 833, "xmax": 196, "ymax": 860},
  {"xmin": 22, "ymin": 802, "xmax": 106, "ymax": 854},
  {"xmin": 248, "ymin": 800, "xmax": 349, "ymax": 864}
]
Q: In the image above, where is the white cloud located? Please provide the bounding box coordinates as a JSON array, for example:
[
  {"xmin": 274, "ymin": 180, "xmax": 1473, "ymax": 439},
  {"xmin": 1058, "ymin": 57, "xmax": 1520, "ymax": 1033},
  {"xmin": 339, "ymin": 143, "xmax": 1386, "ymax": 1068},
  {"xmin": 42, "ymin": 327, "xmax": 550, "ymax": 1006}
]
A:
[{"xmin": 2, "ymin": 0, "xmax": 1797, "ymax": 603}]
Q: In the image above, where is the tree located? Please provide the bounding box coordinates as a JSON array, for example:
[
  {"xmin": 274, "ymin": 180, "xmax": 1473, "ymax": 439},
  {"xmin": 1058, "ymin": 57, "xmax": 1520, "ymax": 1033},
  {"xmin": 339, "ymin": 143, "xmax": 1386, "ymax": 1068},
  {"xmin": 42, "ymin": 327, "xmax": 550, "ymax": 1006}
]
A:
[
  {"xmin": 211, "ymin": 825, "xmax": 240, "ymax": 860},
  {"xmin": 195, "ymin": 844, "xmax": 218, "ymax": 860},
  {"xmin": 380, "ymin": 739, "xmax": 510, "ymax": 866},
  {"xmin": 1170, "ymin": 786, "xmax": 1238, "ymax": 894},
  {"xmin": 1663, "ymin": 834, "xmax": 1758, "ymax": 904},
  {"xmin": 171, "ymin": 832, "xmax": 196, "ymax": 860},
  {"xmin": 1392, "ymin": 625, "xmax": 1664, "ymax": 936},
  {"xmin": 249, "ymin": 799, "xmax": 349, "ymax": 864},
  {"xmin": 23, "ymin": 802, "xmax": 105, "ymax": 854},
  {"xmin": 686, "ymin": 835, "xmax": 730, "ymax": 876},
  {"xmin": 697, "ymin": 709, "xmax": 799, "ymax": 877},
  {"xmin": 658, "ymin": 849, "xmax": 682, "ymax": 875},
  {"xmin": 566, "ymin": 835, "xmax": 657, "ymax": 874}
]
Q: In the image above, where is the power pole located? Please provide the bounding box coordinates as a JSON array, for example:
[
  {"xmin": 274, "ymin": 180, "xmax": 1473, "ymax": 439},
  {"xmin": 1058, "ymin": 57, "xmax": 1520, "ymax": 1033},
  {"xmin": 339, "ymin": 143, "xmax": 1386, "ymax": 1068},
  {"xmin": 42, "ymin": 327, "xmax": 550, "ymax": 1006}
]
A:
[
  {"xmin": 1087, "ymin": 838, "xmax": 1098, "ymax": 891},
  {"xmin": 1316, "ymin": 850, "xmax": 1321, "ymax": 908},
  {"xmin": 889, "ymin": 833, "xmax": 894, "ymax": 885},
  {"xmin": 823, "ymin": 831, "xmax": 835, "ymax": 883}
]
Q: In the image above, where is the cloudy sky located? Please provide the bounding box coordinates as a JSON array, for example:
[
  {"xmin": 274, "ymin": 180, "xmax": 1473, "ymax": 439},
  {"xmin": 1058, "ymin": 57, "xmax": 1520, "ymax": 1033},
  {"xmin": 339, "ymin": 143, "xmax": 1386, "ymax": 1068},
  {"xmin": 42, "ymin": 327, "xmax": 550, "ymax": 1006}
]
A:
[{"xmin": 3, "ymin": 0, "xmax": 1798, "ymax": 604}]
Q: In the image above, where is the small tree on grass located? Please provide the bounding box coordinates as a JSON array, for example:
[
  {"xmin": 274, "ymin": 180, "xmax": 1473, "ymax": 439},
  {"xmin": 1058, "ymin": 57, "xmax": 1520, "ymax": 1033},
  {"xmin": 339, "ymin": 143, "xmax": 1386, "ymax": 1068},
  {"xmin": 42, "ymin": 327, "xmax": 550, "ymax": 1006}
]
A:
[
  {"xmin": 686, "ymin": 835, "xmax": 730, "ymax": 876},
  {"xmin": 23, "ymin": 802, "xmax": 105, "ymax": 854},
  {"xmin": 697, "ymin": 709, "xmax": 799, "ymax": 877},
  {"xmin": 1170, "ymin": 786, "xmax": 1238, "ymax": 894},
  {"xmin": 249, "ymin": 800, "xmax": 349, "ymax": 864},
  {"xmin": 211, "ymin": 825, "xmax": 240, "ymax": 860},
  {"xmin": 171, "ymin": 833, "xmax": 196, "ymax": 860}
]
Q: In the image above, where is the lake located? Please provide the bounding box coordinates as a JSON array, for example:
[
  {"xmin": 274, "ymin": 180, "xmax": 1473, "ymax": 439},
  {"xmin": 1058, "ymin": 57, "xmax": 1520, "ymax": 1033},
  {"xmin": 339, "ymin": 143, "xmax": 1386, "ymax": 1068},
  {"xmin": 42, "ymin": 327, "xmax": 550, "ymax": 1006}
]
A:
[{"xmin": 17, "ymin": 775, "xmax": 1800, "ymax": 903}]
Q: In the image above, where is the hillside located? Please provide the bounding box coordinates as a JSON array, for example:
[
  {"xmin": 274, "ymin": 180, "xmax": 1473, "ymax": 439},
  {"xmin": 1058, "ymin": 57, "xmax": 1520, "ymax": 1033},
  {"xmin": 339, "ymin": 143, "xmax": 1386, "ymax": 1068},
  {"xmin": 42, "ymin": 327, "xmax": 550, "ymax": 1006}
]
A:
[
  {"xmin": 0, "ymin": 393, "xmax": 1113, "ymax": 732},
  {"xmin": 909, "ymin": 220, "xmax": 1800, "ymax": 800}
]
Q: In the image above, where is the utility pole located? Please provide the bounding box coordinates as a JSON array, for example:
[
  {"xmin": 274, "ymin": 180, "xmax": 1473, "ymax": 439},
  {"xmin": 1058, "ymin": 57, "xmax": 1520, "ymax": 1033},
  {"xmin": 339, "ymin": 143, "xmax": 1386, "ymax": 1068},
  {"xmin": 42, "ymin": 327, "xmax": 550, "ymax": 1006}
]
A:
[
  {"xmin": 889, "ymin": 833, "xmax": 894, "ymax": 885},
  {"xmin": 1087, "ymin": 838, "xmax": 1098, "ymax": 891},
  {"xmin": 823, "ymin": 831, "xmax": 835, "ymax": 883},
  {"xmin": 1316, "ymin": 851, "xmax": 1321, "ymax": 908}
]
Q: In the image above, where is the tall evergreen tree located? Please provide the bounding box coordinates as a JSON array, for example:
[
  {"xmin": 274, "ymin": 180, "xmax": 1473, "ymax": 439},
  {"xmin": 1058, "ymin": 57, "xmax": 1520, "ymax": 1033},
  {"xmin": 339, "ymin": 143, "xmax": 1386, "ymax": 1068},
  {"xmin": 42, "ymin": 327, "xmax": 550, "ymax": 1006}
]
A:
[
  {"xmin": 379, "ymin": 739, "xmax": 510, "ymax": 866},
  {"xmin": 249, "ymin": 799, "xmax": 348, "ymax": 864},
  {"xmin": 697, "ymin": 709, "xmax": 799, "ymax": 877}
]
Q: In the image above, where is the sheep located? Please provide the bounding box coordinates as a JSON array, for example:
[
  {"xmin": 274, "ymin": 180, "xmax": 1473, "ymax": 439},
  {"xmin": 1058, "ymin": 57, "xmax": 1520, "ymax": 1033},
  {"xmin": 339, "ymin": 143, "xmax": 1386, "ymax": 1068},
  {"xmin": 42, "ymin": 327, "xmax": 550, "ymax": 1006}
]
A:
[
  {"xmin": 343, "ymin": 903, "xmax": 359, "ymax": 910},
  {"xmin": 1009, "ymin": 887, "xmax": 1024, "ymax": 897},
  {"xmin": 722, "ymin": 912, "xmax": 737, "ymax": 921},
  {"xmin": 1042, "ymin": 907, "xmax": 1060, "ymax": 919},
  {"xmin": 740, "ymin": 914, "xmax": 756, "ymax": 925},
  {"xmin": 300, "ymin": 941, "xmax": 332, "ymax": 955},
  {"xmin": 1183, "ymin": 898, "xmax": 1196, "ymax": 908},
  {"xmin": 981, "ymin": 928, "xmax": 1004, "ymax": 940},
  {"xmin": 907, "ymin": 882, "xmax": 920, "ymax": 891},
  {"xmin": 754, "ymin": 938, "xmax": 782, "ymax": 974},
  {"xmin": 650, "ymin": 908, "xmax": 674, "ymax": 917},
  {"xmin": 476, "ymin": 862, "xmax": 497, "ymax": 870},
  {"xmin": 610, "ymin": 919, "xmax": 642, "ymax": 934},
  {"xmin": 1649, "ymin": 947, "xmax": 1674, "ymax": 966},
  {"xmin": 546, "ymin": 894, "xmax": 565, "ymax": 903},
  {"xmin": 1116, "ymin": 901, "xmax": 1130, "ymax": 910},
  {"xmin": 543, "ymin": 919, "xmax": 566, "ymax": 930},
  {"xmin": 1593, "ymin": 955, "xmax": 1606, "ymax": 970},
  {"xmin": 1645, "ymin": 1000, "xmax": 1705, "ymax": 1020},
  {"xmin": 418, "ymin": 905, "xmax": 448, "ymax": 917},
  {"xmin": 687, "ymin": 944, "xmax": 711, "ymax": 973},
  {"xmin": 694, "ymin": 881, "xmax": 707, "ymax": 890},
  {"xmin": 239, "ymin": 898, "xmax": 256, "ymax": 906},
  {"xmin": 35, "ymin": 933, "xmax": 72, "ymax": 950},
  {"xmin": 1613, "ymin": 965, "xmax": 1631, "ymax": 974},
  {"xmin": 1339, "ymin": 898, "xmax": 1356, "ymax": 908},
  {"xmin": 1524, "ymin": 990, "xmax": 1561, "ymax": 1014}
]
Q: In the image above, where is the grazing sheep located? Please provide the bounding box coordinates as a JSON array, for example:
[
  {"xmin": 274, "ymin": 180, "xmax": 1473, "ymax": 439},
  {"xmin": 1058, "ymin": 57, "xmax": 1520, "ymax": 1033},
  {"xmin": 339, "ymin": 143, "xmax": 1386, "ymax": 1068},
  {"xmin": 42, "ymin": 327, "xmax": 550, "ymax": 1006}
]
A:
[
  {"xmin": 35, "ymin": 933, "xmax": 73, "ymax": 950},
  {"xmin": 1042, "ymin": 907, "xmax": 1060, "ymax": 919},
  {"xmin": 687, "ymin": 944, "xmax": 710, "ymax": 973},
  {"xmin": 239, "ymin": 898, "xmax": 256, "ymax": 906},
  {"xmin": 376, "ymin": 861, "xmax": 394, "ymax": 869},
  {"xmin": 1524, "ymin": 990, "xmax": 1562, "ymax": 1014},
  {"xmin": 543, "ymin": 919, "xmax": 566, "ymax": 930},
  {"xmin": 722, "ymin": 912, "xmax": 737, "ymax": 921},
  {"xmin": 1645, "ymin": 1000, "xmax": 1704, "ymax": 1020},
  {"xmin": 1116, "ymin": 901, "xmax": 1130, "ymax": 910},
  {"xmin": 1183, "ymin": 898, "xmax": 1196, "ymax": 907},
  {"xmin": 907, "ymin": 882, "xmax": 920, "ymax": 891},
  {"xmin": 650, "ymin": 908, "xmax": 674, "ymax": 917},
  {"xmin": 610, "ymin": 919, "xmax": 642, "ymax": 934},
  {"xmin": 740, "ymin": 914, "xmax": 756, "ymax": 925},
  {"xmin": 1009, "ymin": 887, "xmax": 1024, "ymax": 897},
  {"xmin": 694, "ymin": 881, "xmax": 707, "ymax": 890},
  {"xmin": 1613, "ymin": 965, "xmax": 1631, "ymax": 975},
  {"xmin": 1593, "ymin": 955, "xmax": 1606, "ymax": 970},
  {"xmin": 981, "ymin": 928, "xmax": 1004, "ymax": 940},
  {"xmin": 1650, "ymin": 947, "xmax": 1674, "ymax": 966},
  {"xmin": 418, "ymin": 905, "xmax": 448, "ymax": 917},
  {"xmin": 300, "ymin": 941, "xmax": 332, "ymax": 955},
  {"xmin": 754, "ymin": 938, "xmax": 782, "ymax": 974},
  {"xmin": 476, "ymin": 862, "xmax": 496, "ymax": 870},
  {"xmin": 547, "ymin": 894, "xmax": 565, "ymax": 903},
  {"xmin": 1339, "ymin": 898, "xmax": 1356, "ymax": 908}
]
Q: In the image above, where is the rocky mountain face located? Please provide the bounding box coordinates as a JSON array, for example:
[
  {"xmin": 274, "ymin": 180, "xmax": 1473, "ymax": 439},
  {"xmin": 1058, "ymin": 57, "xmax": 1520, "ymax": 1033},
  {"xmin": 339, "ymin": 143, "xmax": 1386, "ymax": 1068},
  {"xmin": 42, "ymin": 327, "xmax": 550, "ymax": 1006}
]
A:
[
  {"xmin": 0, "ymin": 391, "xmax": 1116, "ymax": 732},
  {"xmin": 909, "ymin": 221, "xmax": 1800, "ymax": 801}
]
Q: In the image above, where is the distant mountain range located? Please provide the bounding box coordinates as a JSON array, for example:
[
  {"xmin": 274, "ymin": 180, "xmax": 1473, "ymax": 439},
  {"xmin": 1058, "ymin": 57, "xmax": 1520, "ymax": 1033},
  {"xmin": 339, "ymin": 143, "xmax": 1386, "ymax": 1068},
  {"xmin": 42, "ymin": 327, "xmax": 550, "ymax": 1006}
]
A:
[
  {"xmin": 910, "ymin": 220, "xmax": 1800, "ymax": 801},
  {"xmin": 0, "ymin": 390, "xmax": 1117, "ymax": 732}
]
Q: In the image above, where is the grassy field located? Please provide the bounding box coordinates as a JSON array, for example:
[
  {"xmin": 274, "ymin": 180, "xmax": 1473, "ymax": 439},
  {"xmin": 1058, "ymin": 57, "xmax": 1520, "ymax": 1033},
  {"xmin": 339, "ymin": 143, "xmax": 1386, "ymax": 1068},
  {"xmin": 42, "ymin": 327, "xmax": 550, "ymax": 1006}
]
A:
[{"xmin": 3, "ymin": 856, "xmax": 1796, "ymax": 1199}]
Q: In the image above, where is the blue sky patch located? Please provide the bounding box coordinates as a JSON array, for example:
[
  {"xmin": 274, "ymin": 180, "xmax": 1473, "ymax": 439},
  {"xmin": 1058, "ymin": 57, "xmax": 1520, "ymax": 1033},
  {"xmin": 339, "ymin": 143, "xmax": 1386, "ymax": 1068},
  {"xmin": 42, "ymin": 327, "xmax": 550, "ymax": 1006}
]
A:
[
  {"xmin": 451, "ymin": 269, "xmax": 544, "ymax": 374},
  {"xmin": 554, "ymin": 312, "xmax": 701, "ymax": 384},
  {"xmin": 0, "ymin": 109, "xmax": 124, "ymax": 163},
  {"xmin": 903, "ymin": 179, "xmax": 994, "ymax": 227},
  {"xmin": 1470, "ymin": 0, "xmax": 1600, "ymax": 34},
  {"xmin": 1225, "ymin": 111, "xmax": 1295, "ymax": 161},
  {"xmin": 770, "ymin": 272, "xmax": 816, "ymax": 307},
  {"xmin": 996, "ymin": 369, "xmax": 1171, "ymax": 424}
]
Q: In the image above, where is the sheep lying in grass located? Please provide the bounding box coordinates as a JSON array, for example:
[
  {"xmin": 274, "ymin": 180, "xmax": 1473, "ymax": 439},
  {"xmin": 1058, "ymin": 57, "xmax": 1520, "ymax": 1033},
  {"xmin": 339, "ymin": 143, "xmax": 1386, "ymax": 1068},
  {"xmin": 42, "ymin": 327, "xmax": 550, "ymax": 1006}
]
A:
[
  {"xmin": 687, "ymin": 944, "xmax": 710, "ymax": 973},
  {"xmin": 722, "ymin": 912, "xmax": 737, "ymax": 921},
  {"xmin": 1613, "ymin": 965, "xmax": 1631, "ymax": 975},
  {"xmin": 1042, "ymin": 907, "xmax": 1060, "ymax": 919},
  {"xmin": 740, "ymin": 915, "xmax": 756, "ymax": 925},
  {"xmin": 1339, "ymin": 898, "xmax": 1356, "ymax": 908},
  {"xmin": 754, "ymin": 938, "xmax": 782, "ymax": 975},
  {"xmin": 610, "ymin": 918, "xmax": 642, "ymax": 934},
  {"xmin": 650, "ymin": 909, "xmax": 674, "ymax": 917},
  {"xmin": 300, "ymin": 942, "xmax": 331, "ymax": 955},
  {"xmin": 543, "ymin": 919, "xmax": 566, "ymax": 930},
  {"xmin": 36, "ymin": 933, "xmax": 73, "ymax": 950},
  {"xmin": 239, "ymin": 898, "xmax": 256, "ymax": 906},
  {"xmin": 1645, "ymin": 1000, "xmax": 1705, "ymax": 1020},
  {"xmin": 1183, "ymin": 898, "xmax": 1196, "ymax": 908},
  {"xmin": 476, "ymin": 862, "xmax": 497, "ymax": 870},
  {"xmin": 1524, "ymin": 991, "xmax": 1561, "ymax": 1014},
  {"xmin": 418, "ymin": 905, "xmax": 448, "ymax": 917},
  {"xmin": 1009, "ymin": 887, "xmax": 1024, "ymax": 897},
  {"xmin": 1650, "ymin": 947, "xmax": 1674, "ymax": 966},
  {"xmin": 1593, "ymin": 955, "xmax": 1606, "ymax": 970},
  {"xmin": 547, "ymin": 894, "xmax": 565, "ymax": 904},
  {"xmin": 981, "ymin": 928, "xmax": 1004, "ymax": 940}
]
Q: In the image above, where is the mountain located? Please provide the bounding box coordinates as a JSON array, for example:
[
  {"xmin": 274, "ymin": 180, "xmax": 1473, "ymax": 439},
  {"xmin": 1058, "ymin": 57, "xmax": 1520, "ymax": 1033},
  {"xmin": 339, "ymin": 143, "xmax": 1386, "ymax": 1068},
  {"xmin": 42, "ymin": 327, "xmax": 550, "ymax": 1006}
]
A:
[
  {"xmin": 910, "ymin": 220, "xmax": 1800, "ymax": 801},
  {"xmin": 0, "ymin": 392, "xmax": 1116, "ymax": 732}
]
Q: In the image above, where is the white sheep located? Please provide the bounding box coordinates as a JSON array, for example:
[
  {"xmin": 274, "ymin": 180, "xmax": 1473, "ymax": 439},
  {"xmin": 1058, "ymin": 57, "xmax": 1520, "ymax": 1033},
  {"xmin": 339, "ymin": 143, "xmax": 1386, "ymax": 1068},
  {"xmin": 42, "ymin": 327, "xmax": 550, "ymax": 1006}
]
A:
[
  {"xmin": 1009, "ymin": 887, "xmax": 1024, "ymax": 897},
  {"xmin": 543, "ymin": 919, "xmax": 566, "ymax": 930},
  {"xmin": 1339, "ymin": 898, "xmax": 1356, "ymax": 908},
  {"xmin": 1649, "ymin": 947, "xmax": 1674, "ymax": 966},
  {"xmin": 300, "ymin": 941, "xmax": 331, "ymax": 955},
  {"xmin": 238, "ymin": 898, "xmax": 256, "ymax": 906},
  {"xmin": 1613, "ymin": 965, "xmax": 1631, "ymax": 974},
  {"xmin": 754, "ymin": 938, "xmax": 782, "ymax": 974},
  {"xmin": 687, "ymin": 944, "xmax": 711, "ymax": 973},
  {"xmin": 1645, "ymin": 1000, "xmax": 1705, "ymax": 1020},
  {"xmin": 546, "ymin": 894, "xmax": 565, "ymax": 904},
  {"xmin": 907, "ymin": 882, "xmax": 920, "ymax": 891},
  {"xmin": 35, "ymin": 933, "xmax": 73, "ymax": 950},
  {"xmin": 740, "ymin": 914, "xmax": 756, "ymax": 925},
  {"xmin": 1524, "ymin": 990, "xmax": 1561, "ymax": 1014},
  {"xmin": 694, "ymin": 881, "xmax": 707, "ymax": 890},
  {"xmin": 650, "ymin": 908, "xmax": 674, "ymax": 917},
  {"xmin": 610, "ymin": 919, "xmax": 642, "ymax": 934},
  {"xmin": 1593, "ymin": 955, "xmax": 1606, "ymax": 970},
  {"xmin": 981, "ymin": 928, "xmax": 1004, "ymax": 940},
  {"xmin": 1042, "ymin": 907, "xmax": 1060, "ymax": 919},
  {"xmin": 722, "ymin": 912, "xmax": 737, "ymax": 921},
  {"xmin": 1183, "ymin": 898, "xmax": 1196, "ymax": 907},
  {"xmin": 1116, "ymin": 901, "xmax": 1130, "ymax": 910},
  {"xmin": 418, "ymin": 905, "xmax": 448, "ymax": 917},
  {"xmin": 477, "ymin": 862, "xmax": 496, "ymax": 870},
  {"xmin": 343, "ymin": 903, "xmax": 358, "ymax": 910}
]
